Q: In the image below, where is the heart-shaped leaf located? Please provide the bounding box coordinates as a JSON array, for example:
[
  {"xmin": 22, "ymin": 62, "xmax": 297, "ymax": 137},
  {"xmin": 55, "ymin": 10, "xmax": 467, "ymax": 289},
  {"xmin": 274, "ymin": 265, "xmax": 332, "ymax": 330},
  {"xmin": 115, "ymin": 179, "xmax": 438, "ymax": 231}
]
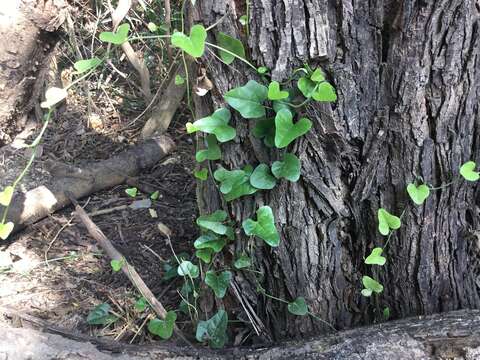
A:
[
  {"xmin": 194, "ymin": 168, "xmax": 208, "ymax": 180},
  {"xmin": 171, "ymin": 24, "xmax": 206, "ymax": 58},
  {"xmin": 213, "ymin": 167, "xmax": 257, "ymax": 201},
  {"xmin": 297, "ymin": 77, "xmax": 316, "ymax": 98},
  {"xmin": 148, "ymin": 311, "xmax": 177, "ymax": 339},
  {"xmin": 87, "ymin": 303, "xmax": 118, "ymax": 325},
  {"xmin": 257, "ymin": 66, "xmax": 268, "ymax": 74},
  {"xmin": 267, "ymin": 81, "xmax": 289, "ymax": 100},
  {"xmin": 99, "ymin": 23, "xmax": 130, "ymax": 45},
  {"xmin": 287, "ymin": 297, "xmax": 308, "ymax": 316},
  {"xmin": 194, "ymin": 233, "xmax": 227, "ymax": 252},
  {"xmin": 110, "ymin": 258, "xmax": 125, "ymax": 272},
  {"xmin": 177, "ymin": 261, "xmax": 199, "ymax": 278},
  {"xmin": 364, "ymin": 247, "xmax": 386, "ymax": 266},
  {"xmin": 41, "ymin": 87, "xmax": 68, "ymax": 108},
  {"xmin": 216, "ymin": 32, "xmax": 246, "ymax": 65},
  {"xmin": 73, "ymin": 57, "xmax": 102, "ymax": 74},
  {"xmin": 196, "ymin": 134, "xmax": 221, "ymax": 162},
  {"xmin": 274, "ymin": 109, "xmax": 312, "ymax": 148},
  {"xmin": 125, "ymin": 187, "xmax": 138, "ymax": 197},
  {"xmin": 310, "ymin": 68, "xmax": 325, "ymax": 83},
  {"xmin": 205, "ymin": 270, "xmax": 232, "ymax": 298},
  {"xmin": 187, "ymin": 108, "xmax": 236, "ymax": 143},
  {"xmin": 224, "ymin": 80, "xmax": 268, "ymax": 119},
  {"xmin": 252, "ymin": 118, "xmax": 275, "ymax": 147},
  {"xmin": 195, "ymin": 248, "xmax": 213, "ymax": 263},
  {"xmin": 460, "ymin": 161, "xmax": 480, "ymax": 181},
  {"xmin": 242, "ymin": 206, "xmax": 279, "ymax": 247},
  {"xmin": 250, "ymin": 164, "xmax": 277, "ymax": 189},
  {"xmin": 377, "ymin": 208, "xmax": 401, "ymax": 236},
  {"xmin": 361, "ymin": 275, "xmax": 383, "ymax": 297},
  {"xmin": 234, "ymin": 255, "xmax": 251, "ymax": 269},
  {"xmin": 196, "ymin": 210, "xmax": 229, "ymax": 235},
  {"xmin": 312, "ymin": 82, "xmax": 337, "ymax": 102},
  {"xmin": 271, "ymin": 153, "xmax": 301, "ymax": 182},
  {"xmin": 239, "ymin": 15, "xmax": 248, "ymax": 26},
  {"xmin": 196, "ymin": 310, "xmax": 228, "ymax": 349},
  {"xmin": 0, "ymin": 222, "xmax": 14, "ymax": 240},
  {"xmin": 0, "ymin": 186, "xmax": 14, "ymax": 206},
  {"xmin": 407, "ymin": 183, "xmax": 430, "ymax": 205},
  {"xmin": 134, "ymin": 297, "xmax": 148, "ymax": 312},
  {"xmin": 175, "ymin": 74, "xmax": 185, "ymax": 85}
]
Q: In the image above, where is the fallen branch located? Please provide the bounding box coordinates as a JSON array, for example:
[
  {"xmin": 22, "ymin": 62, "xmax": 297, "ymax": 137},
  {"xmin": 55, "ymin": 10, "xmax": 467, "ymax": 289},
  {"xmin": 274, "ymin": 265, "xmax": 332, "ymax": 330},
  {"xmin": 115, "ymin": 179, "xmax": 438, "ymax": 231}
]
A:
[{"xmin": 3, "ymin": 136, "xmax": 174, "ymax": 235}]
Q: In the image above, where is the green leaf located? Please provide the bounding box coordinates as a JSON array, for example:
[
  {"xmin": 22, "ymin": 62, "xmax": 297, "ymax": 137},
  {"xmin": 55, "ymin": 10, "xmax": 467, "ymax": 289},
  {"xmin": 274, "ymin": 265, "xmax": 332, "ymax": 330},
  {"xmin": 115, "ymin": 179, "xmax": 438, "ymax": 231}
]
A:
[
  {"xmin": 205, "ymin": 270, "xmax": 232, "ymax": 298},
  {"xmin": 361, "ymin": 275, "xmax": 383, "ymax": 296},
  {"xmin": 234, "ymin": 255, "xmax": 251, "ymax": 269},
  {"xmin": 239, "ymin": 15, "xmax": 248, "ymax": 26},
  {"xmin": 364, "ymin": 247, "xmax": 386, "ymax": 266},
  {"xmin": 287, "ymin": 297, "xmax": 308, "ymax": 316},
  {"xmin": 196, "ymin": 210, "xmax": 229, "ymax": 235},
  {"xmin": 175, "ymin": 74, "xmax": 185, "ymax": 85},
  {"xmin": 252, "ymin": 118, "xmax": 275, "ymax": 147},
  {"xmin": 377, "ymin": 208, "xmax": 401, "ymax": 236},
  {"xmin": 186, "ymin": 108, "xmax": 236, "ymax": 143},
  {"xmin": 73, "ymin": 57, "xmax": 102, "ymax": 74},
  {"xmin": 312, "ymin": 82, "xmax": 337, "ymax": 102},
  {"xmin": 162, "ymin": 262, "xmax": 178, "ymax": 281},
  {"xmin": 195, "ymin": 248, "xmax": 213, "ymax": 263},
  {"xmin": 0, "ymin": 222, "xmax": 14, "ymax": 240},
  {"xmin": 0, "ymin": 186, "xmax": 14, "ymax": 206},
  {"xmin": 361, "ymin": 288, "xmax": 373, "ymax": 297},
  {"xmin": 250, "ymin": 164, "xmax": 277, "ymax": 189},
  {"xmin": 41, "ymin": 87, "xmax": 68, "ymax": 108},
  {"xmin": 297, "ymin": 77, "xmax": 316, "ymax": 98},
  {"xmin": 196, "ymin": 310, "xmax": 228, "ymax": 348},
  {"xmin": 194, "ymin": 233, "xmax": 227, "ymax": 252},
  {"xmin": 87, "ymin": 303, "xmax": 118, "ymax": 325},
  {"xmin": 213, "ymin": 167, "xmax": 257, "ymax": 201},
  {"xmin": 271, "ymin": 153, "xmax": 301, "ymax": 182},
  {"xmin": 171, "ymin": 24, "xmax": 206, "ymax": 58},
  {"xmin": 110, "ymin": 258, "xmax": 124, "ymax": 272},
  {"xmin": 125, "ymin": 187, "xmax": 138, "ymax": 197},
  {"xmin": 267, "ymin": 81, "xmax": 289, "ymax": 100},
  {"xmin": 460, "ymin": 161, "xmax": 480, "ymax": 181},
  {"xmin": 216, "ymin": 32, "xmax": 246, "ymax": 65},
  {"xmin": 134, "ymin": 297, "xmax": 148, "ymax": 312},
  {"xmin": 196, "ymin": 134, "xmax": 221, "ymax": 162},
  {"xmin": 242, "ymin": 206, "xmax": 279, "ymax": 247},
  {"xmin": 274, "ymin": 109, "xmax": 312, "ymax": 148},
  {"xmin": 99, "ymin": 23, "xmax": 130, "ymax": 45},
  {"xmin": 150, "ymin": 191, "xmax": 160, "ymax": 200},
  {"xmin": 310, "ymin": 68, "xmax": 325, "ymax": 83},
  {"xmin": 224, "ymin": 80, "xmax": 268, "ymax": 119},
  {"xmin": 257, "ymin": 66, "xmax": 268, "ymax": 74},
  {"xmin": 148, "ymin": 311, "xmax": 177, "ymax": 339},
  {"xmin": 383, "ymin": 306, "xmax": 390, "ymax": 319},
  {"xmin": 194, "ymin": 168, "xmax": 208, "ymax": 180},
  {"xmin": 177, "ymin": 261, "xmax": 199, "ymax": 278},
  {"xmin": 406, "ymin": 183, "xmax": 430, "ymax": 205}
]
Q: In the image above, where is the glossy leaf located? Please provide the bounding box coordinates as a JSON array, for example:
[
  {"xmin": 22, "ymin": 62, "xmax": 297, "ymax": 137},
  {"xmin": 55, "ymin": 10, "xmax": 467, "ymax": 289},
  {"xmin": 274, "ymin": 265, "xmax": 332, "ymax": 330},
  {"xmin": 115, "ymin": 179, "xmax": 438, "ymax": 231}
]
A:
[
  {"xmin": 250, "ymin": 164, "xmax": 277, "ymax": 189},
  {"xmin": 186, "ymin": 108, "xmax": 236, "ymax": 143},
  {"xmin": 267, "ymin": 81, "xmax": 289, "ymax": 100},
  {"xmin": 205, "ymin": 270, "xmax": 232, "ymax": 298},
  {"xmin": 361, "ymin": 275, "xmax": 383, "ymax": 297},
  {"xmin": 242, "ymin": 206, "xmax": 279, "ymax": 247},
  {"xmin": 312, "ymin": 82, "xmax": 337, "ymax": 102},
  {"xmin": 274, "ymin": 109, "xmax": 312, "ymax": 148},
  {"xmin": 194, "ymin": 233, "xmax": 227, "ymax": 252},
  {"xmin": 224, "ymin": 80, "xmax": 267, "ymax": 119},
  {"xmin": 171, "ymin": 24, "xmax": 206, "ymax": 58},
  {"xmin": 252, "ymin": 118, "xmax": 275, "ymax": 147},
  {"xmin": 364, "ymin": 247, "xmax": 386, "ymax": 266},
  {"xmin": 460, "ymin": 161, "xmax": 480, "ymax": 181},
  {"xmin": 271, "ymin": 153, "xmax": 301, "ymax": 182},
  {"xmin": 406, "ymin": 183, "xmax": 430, "ymax": 205},
  {"xmin": 214, "ymin": 167, "xmax": 257, "ymax": 201},
  {"xmin": 195, "ymin": 248, "xmax": 213, "ymax": 263},
  {"xmin": 297, "ymin": 77, "xmax": 316, "ymax": 98},
  {"xmin": 125, "ymin": 187, "xmax": 137, "ymax": 197},
  {"xmin": 194, "ymin": 168, "xmax": 208, "ymax": 180},
  {"xmin": 377, "ymin": 208, "xmax": 401, "ymax": 236},
  {"xmin": 196, "ymin": 210, "xmax": 229, "ymax": 235}
]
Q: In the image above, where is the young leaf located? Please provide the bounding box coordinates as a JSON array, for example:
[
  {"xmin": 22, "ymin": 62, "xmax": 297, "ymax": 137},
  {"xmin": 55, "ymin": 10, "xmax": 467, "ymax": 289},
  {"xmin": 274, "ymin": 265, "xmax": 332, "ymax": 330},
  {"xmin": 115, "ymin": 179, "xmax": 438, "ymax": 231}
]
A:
[
  {"xmin": 99, "ymin": 23, "xmax": 130, "ymax": 45},
  {"xmin": 148, "ymin": 311, "xmax": 177, "ymax": 339},
  {"xmin": 267, "ymin": 81, "xmax": 289, "ymax": 100},
  {"xmin": 242, "ymin": 206, "xmax": 280, "ymax": 247},
  {"xmin": 224, "ymin": 80, "xmax": 268, "ymax": 119},
  {"xmin": 234, "ymin": 255, "xmax": 251, "ymax": 269},
  {"xmin": 0, "ymin": 222, "xmax": 14, "ymax": 240},
  {"xmin": 310, "ymin": 68, "xmax": 325, "ymax": 82},
  {"xmin": 274, "ymin": 109, "xmax": 312, "ymax": 148},
  {"xmin": 196, "ymin": 134, "xmax": 221, "ymax": 162},
  {"xmin": 213, "ymin": 167, "xmax": 257, "ymax": 201},
  {"xmin": 196, "ymin": 310, "xmax": 228, "ymax": 348},
  {"xmin": 205, "ymin": 270, "xmax": 232, "ymax": 298},
  {"xmin": 377, "ymin": 208, "xmax": 401, "ymax": 236},
  {"xmin": 195, "ymin": 248, "xmax": 214, "ymax": 263},
  {"xmin": 364, "ymin": 247, "xmax": 386, "ymax": 266},
  {"xmin": 312, "ymin": 82, "xmax": 337, "ymax": 102},
  {"xmin": 87, "ymin": 303, "xmax": 118, "ymax": 325},
  {"xmin": 250, "ymin": 164, "xmax": 277, "ymax": 189},
  {"xmin": 171, "ymin": 24, "xmax": 206, "ymax": 58},
  {"xmin": 194, "ymin": 168, "xmax": 209, "ymax": 180},
  {"xmin": 110, "ymin": 258, "xmax": 124, "ymax": 272},
  {"xmin": 175, "ymin": 74, "xmax": 185, "ymax": 85},
  {"xmin": 287, "ymin": 297, "xmax": 308, "ymax": 316},
  {"xmin": 406, "ymin": 183, "xmax": 430, "ymax": 205},
  {"xmin": 41, "ymin": 87, "xmax": 68, "ymax": 108},
  {"xmin": 239, "ymin": 15, "xmax": 248, "ymax": 26},
  {"xmin": 216, "ymin": 32, "xmax": 246, "ymax": 65},
  {"xmin": 271, "ymin": 153, "xmax": 301, "ymax": 182},
  {"xmin": 194, "ymin": 233, "xmax": 227, "ymax": 252},
  {"xmin": 125, "ymin": 187, "xmax": 138, "ymax": 197},
  {"xmin": 297, "ymin": 77, "xmax": 316, "ymax": 98},
  {"xmin": 460, "ymin": 161, "xmax": 480, "ymax": 181},
  {"xmin": 73, "ymin": 57, "xmax": 102, "ymax": 74},
  {"xmin": 186, "ymin": 108, "xmax": 236, "ymax": 142},
  {"xmin": 134, "ymin": 297, "xmax": 148, "ymax": 312},
  {"xmin": 361, "ymin": 275, "xmax": 384, "ymax": 296},
  {"xmin": 177, "ymin": 261, "xmax": 199, "ymax": 278},
  {"xmin": 252, "ymin": 118, "xmax": 275, "ymax": 147},
  {"xmin": 0, "ymin": 186, "xmax": 14, "ymax": 206},
  {"xmin": 196, "ymin": 210, "xmax": 229, "ymax": 235},
  {"xmin": 150, "ymin": 191, "xmax": 160, "ymax": 200},
  {"xmin": 257, "ymin": 66, "xmax": 268, "ymax": 74}
]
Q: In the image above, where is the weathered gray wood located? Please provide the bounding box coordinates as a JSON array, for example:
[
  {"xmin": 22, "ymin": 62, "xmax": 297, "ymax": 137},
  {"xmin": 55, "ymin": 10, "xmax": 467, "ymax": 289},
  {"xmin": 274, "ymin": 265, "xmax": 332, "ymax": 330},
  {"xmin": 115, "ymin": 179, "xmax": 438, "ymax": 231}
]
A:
[{"xmin": 193, "ymin": 0, "xmax": 480, "ymax": 340}]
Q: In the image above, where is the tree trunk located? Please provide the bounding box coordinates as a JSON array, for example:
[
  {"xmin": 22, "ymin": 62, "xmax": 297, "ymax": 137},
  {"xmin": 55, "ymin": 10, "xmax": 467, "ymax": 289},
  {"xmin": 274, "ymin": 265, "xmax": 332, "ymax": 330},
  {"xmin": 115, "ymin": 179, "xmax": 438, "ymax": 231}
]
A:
[{"xmin": 193, "ymin": 0, "xmax": 480, "ymax": 340}]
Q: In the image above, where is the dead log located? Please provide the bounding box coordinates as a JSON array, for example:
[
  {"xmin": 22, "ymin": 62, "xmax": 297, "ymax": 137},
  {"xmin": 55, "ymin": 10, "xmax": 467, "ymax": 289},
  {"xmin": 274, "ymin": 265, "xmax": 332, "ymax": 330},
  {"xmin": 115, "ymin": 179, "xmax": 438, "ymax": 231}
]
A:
[
  {"xmin": 1, "ymin": 309, "xmax": 480, "ymax": 359},
  {"xmin": 1, "ymin": 135, "xmax": 175, "ymax": 235}
]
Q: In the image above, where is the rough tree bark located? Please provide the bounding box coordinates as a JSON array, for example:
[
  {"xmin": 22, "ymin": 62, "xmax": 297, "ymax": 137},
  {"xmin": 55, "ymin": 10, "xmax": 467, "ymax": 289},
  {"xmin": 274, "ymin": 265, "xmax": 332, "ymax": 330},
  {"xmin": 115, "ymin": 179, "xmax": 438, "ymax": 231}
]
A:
[{"xmin": 193, "ymin": 0, "xmax": 480, "ymax": 340}]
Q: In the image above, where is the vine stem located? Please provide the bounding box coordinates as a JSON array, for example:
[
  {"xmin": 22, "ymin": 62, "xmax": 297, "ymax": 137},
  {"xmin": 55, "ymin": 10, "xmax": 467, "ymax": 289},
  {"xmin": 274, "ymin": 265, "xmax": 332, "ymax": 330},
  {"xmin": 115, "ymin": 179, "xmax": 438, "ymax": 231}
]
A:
[
  {"xmin": 205, "ymin": 42, "xmax": 257, "ymax": 70},
  {"xmin": 429, "ymin": 178, "xmax": 457, "ymax": 190}
]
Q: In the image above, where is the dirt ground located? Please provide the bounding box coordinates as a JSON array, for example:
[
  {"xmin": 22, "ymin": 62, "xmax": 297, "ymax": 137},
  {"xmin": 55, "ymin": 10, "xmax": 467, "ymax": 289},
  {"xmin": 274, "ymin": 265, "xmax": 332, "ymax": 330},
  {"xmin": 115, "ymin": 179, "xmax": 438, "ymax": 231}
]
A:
[{"xmin": 0, "ymin": 0, "xmax": 199, "ymax": 345}]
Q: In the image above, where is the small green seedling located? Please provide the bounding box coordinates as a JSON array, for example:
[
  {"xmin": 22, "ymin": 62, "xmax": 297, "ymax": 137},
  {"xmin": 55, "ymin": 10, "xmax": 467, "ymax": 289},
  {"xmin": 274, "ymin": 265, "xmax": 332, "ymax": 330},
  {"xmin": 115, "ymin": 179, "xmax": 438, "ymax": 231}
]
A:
[
  {"xmin": 150, "ymin": 191, "xmax": 160, "ymax": 200},
  {"xmin": 460, "ymin": 161, "xmax": 480, "ymax": 181},
  {"xmin": 361, "ymin": 276, "xmax": 384, "ymax": 297},
  {"xmin": 125, "ymin": 187, "xmax": 138, "ymax": 197},
  {"xmin": 242, "ymin": 206, "xmax": 280, "ymax": 247},
  {"xmin": 148, "ymin": 311, "xmax": 177, "ymax": 339},
  {"xmin": 194, "ymin": 168, "xmax": 209, "ymax": 180},
  {"xmin": 171, "ymin": 24, "xmax": 207, "ymax": 58},
  {"xmin": 377, "ymin": 208, "xmax": 401, "ymax": 236},
  {"xmin": 99, "ymin": 23, "xmax": 130, "ymax": 45},
  {"xmin": 287, "ymin": 297, "xmax": 308, "ymax": 316},
  {"xmin": 364, "ymin": 247, "xmax": 386, "ymax": 266},
  {"xmin": 134, "ymin": 297, "xmax": 148, "ymax": 312},
  {"xmin": 407, "ymin": 183, "xmax": 430, "ymax": 205},
  {"xmin": 239, "ymin": 15, "xmax": 248, "ymax": 26},
  {"xmin": 175, "ymin": 74, "xmax": 185, "ymax": 85}
]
